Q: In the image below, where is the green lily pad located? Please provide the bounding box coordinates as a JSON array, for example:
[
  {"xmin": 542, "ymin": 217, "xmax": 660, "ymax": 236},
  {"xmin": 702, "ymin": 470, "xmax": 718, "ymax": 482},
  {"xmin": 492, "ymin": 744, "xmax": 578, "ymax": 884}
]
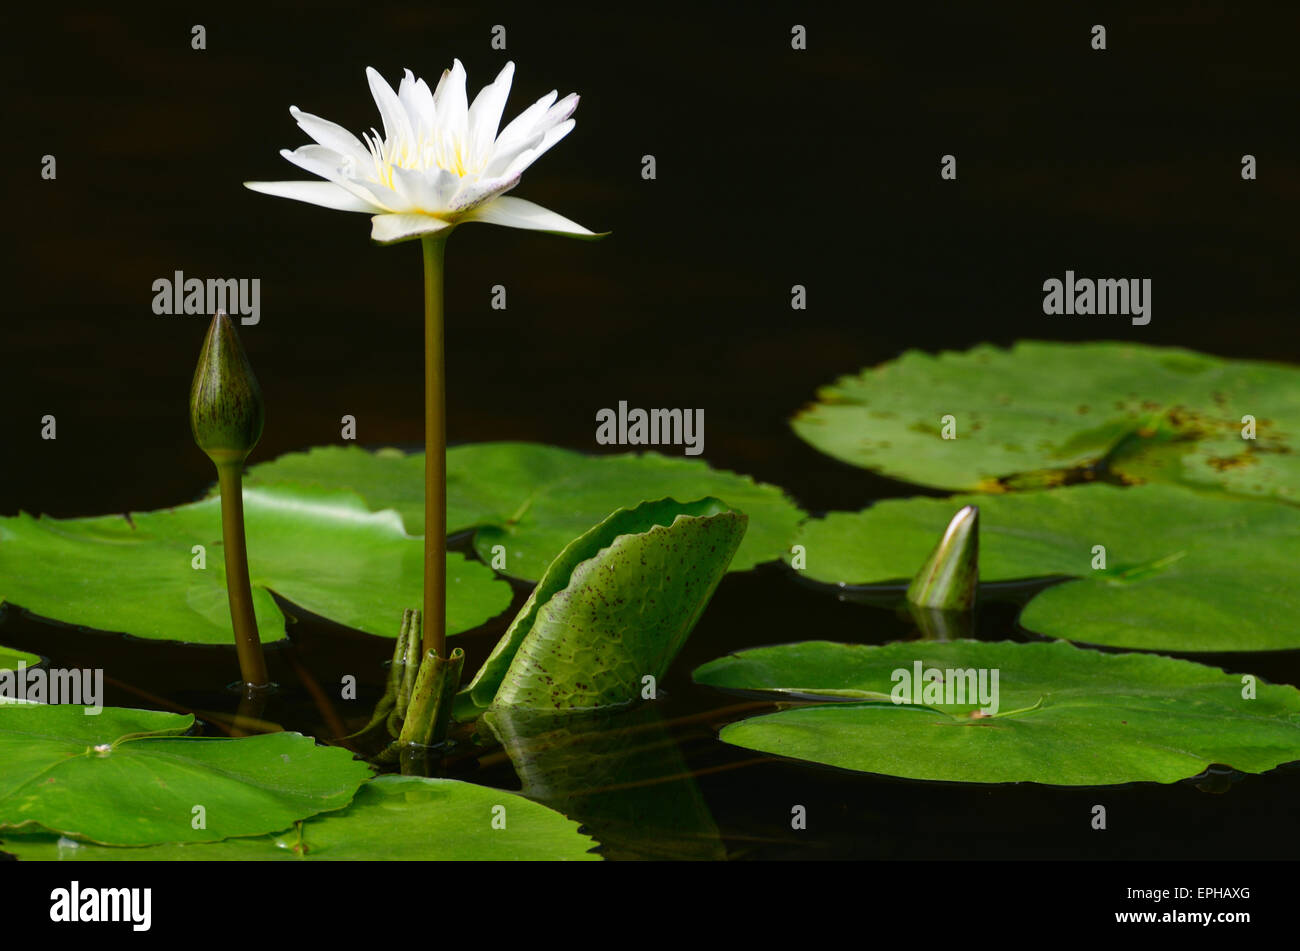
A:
[
  {"xmin": 0, "ymin": 483, "xmax": 511, "ymax": 644},
  {"xmin": 460, "ymin": 497, "xmax": 747, "ymax": 715},
  {"xmin": 791, "ymin": 482, "xmax": 1300, "ymax": 652},
  {"xmin": 0, "ymin": 775, "xmax": 599, "ymax": 861},
  {"xmin": 792, "ymin": 341, "xmax": 1300, "ymax": 501},
  {"xmin": 0, "ymin": 646, "xmax": 39, "ymax": 671},
  {"xmin": 0, "ymin": 702, "xmax": 371, "ymax": 845},
  {"xmin": 241, "ymin": 442, "xmax": 801, "ymax": 581},
  {"xmin": 693, "ymin": 639, "xmax": 1300, "ymax": 785}
]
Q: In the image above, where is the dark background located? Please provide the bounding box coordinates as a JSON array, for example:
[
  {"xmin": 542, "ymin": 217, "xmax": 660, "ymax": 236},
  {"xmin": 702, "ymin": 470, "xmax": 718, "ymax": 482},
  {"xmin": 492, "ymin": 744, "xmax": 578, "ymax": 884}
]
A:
[
  {"xmin": 4, "ymin": 2, "xmax": 1299, "ymax": 516},
  {"xmin": 2, "ymin": 3, "xmax": 1298, "ymax": 862}
]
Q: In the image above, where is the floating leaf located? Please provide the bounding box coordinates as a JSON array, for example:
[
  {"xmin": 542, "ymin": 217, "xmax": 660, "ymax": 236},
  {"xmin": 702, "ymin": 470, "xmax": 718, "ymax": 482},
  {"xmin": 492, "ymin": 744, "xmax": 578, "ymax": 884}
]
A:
[
  {"xmin": 0, "ymin": 484, "xmax": 511, "ymax": 644},
  {"xmin": 241, "ymin": 442, "xmax": 800, "ymax": 581},
  {"xmin": 0, "ymin": 646, "xmax": 39, "ymax": 671},
  {"xmin": 0, "ymin": 703, "xmax": 371, "ymax": 845},
  {"xmin": 693, "ymin": 640, "xmax": 1300, "ymax": 785},
  {"xmin": 460, "ymin": 497, "xmax": 747, "ymax": 715},
  {"xmin": 792, "ymin": 341, "xmax": 1300, "ymax": 502},
  {"xmin": 791, "ymin": 483, "xmax": 1300, "ymax": 652},
  {"xmin": 486, "ymin": 705, "xmax": 725, "ymax": 860},
  {"xmin": 0, "ymin": 776, "xmax": 598, "ymax": 861}
]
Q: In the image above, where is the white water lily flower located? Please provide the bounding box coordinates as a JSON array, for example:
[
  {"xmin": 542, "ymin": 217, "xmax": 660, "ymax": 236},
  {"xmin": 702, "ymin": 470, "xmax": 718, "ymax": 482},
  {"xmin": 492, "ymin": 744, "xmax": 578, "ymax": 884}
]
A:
[{"xmin": 245, "ymin": 61, "xmax": 600, "ymax": 244}]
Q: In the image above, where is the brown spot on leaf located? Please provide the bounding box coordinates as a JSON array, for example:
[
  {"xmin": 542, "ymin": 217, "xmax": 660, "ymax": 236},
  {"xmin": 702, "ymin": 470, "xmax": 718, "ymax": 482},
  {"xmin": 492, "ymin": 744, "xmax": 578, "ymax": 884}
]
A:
[{"xmin": 1206, "ymin": 453, "xmax": 1256, "ymax": 472}]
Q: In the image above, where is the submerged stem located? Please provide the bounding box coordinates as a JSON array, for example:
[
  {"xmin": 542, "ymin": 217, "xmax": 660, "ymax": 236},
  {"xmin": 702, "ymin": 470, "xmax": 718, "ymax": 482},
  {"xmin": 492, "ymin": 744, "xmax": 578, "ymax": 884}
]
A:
[
  {"xmin": 422, "ymin": 234, "xmax": 448, "ymax": 661},
  {"xmin": 230, "ymin": 681, "xmax": 271, "ymax": 737},
  {"xmin": 216, "ymin": 462, "xmax": 269, "ymax": 688}
]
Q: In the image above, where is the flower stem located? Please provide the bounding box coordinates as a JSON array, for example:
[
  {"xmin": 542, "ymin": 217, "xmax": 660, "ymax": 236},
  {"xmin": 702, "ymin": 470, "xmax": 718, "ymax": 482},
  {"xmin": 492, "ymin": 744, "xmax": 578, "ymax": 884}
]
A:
[
  {"xmin": 421, "ymin": 234, "xmax": 449, "ymax": 661},
  {"xmin": 216, "ymin": 462, "xmax": 269, "ymax": 688}
]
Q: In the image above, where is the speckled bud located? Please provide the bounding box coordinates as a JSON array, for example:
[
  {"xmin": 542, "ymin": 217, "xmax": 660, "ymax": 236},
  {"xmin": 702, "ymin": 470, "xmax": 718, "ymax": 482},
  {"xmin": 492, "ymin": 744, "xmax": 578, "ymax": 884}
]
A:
[{"xmin": 190, "ymin": 311, "xmax": 264, "ymax": 465}]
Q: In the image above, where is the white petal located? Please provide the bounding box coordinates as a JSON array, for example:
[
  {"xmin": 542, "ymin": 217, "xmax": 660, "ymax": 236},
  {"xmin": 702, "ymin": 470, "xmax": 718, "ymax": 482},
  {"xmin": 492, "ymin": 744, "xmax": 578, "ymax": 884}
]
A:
[
  {"xmin": 434, "ymin": 59, "xmax": 469, "ymax": 144},
  {"xmin": 542, "ymin": 93, "xmax": 580, "ymax": 128},
  {"xmin": 460, "ymin": 195, "xmax": 602, "ymax": 238},
  {"xmin": 467, "ymin": 61, "xmax": 515, "ymax": 169},
  {"xmin": 366, "ymin": 67, "xmax": 414, "ymax": 147},
  {"xmin": 448, "ymin": 173, "xmax": 519, "ymax": 212},
  {"xmin": 432, "ymin": 66, "xmax": 451, "ymax": 107},
  {"xmin": 244, "ymin": 180, "xmax": 377, "ymax": 212},
  {"xmin": 280, "ymin": 144, "xmax": 349, "ymax": 178},
  {"xmin": 370, "ymin": 212, "xmax": 454, "ymax": 244},
  {"xmin": 500, "ymin": 119, "xmax": 575, "ymax": 180},
  {"xmin": 483, "ymin": 92, "xmax": 577, "ymax": 177},
  {"xmin": 279, "ymin": 146, "xmax": 401, "ymax": 212},
  {"xmin": 429, "ymin": 168, "xmax": 461, "ymax": 205},
  {"xmin": 481, "ymin": 135, "xmax": 542, "ymax": 179},
  {"xmin": 491, "ymin": 90, "xmax": 558, "ymax": 158},
  {"xmin": 391, "ymin": 165, "xmax": 458, "ymax": 213},
  {"xmin": 289, "ymin": 106, "xmax": 370, "ymax": 165},
  {"xmin": 398, "ymin": 68, "xmax": 436, "ymax": 135}
]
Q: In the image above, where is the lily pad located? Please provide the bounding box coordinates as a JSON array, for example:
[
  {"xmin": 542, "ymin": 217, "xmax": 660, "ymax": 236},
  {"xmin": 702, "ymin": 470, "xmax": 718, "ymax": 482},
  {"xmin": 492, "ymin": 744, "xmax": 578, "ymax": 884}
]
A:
[
  {"xmin": 693, "ymin": 639, "xmax": 1300, "ymax": 785},
  {"xmin": 0, "ymin": 646, "xmax": 39, "ymax": 671},
  {"xmin": 460, "ymin": 497, "xmax": 747, "ymax": 715},
  {"xmin": 791, "ymin": 483, "xmax": 1300, "ymax": 652},
  {"xmin": 0, "ymin": 483, "xmax": 512, "ymax": 644},
  {"xmin": 241, "ymin": 442, "xmax": 801, "ymax": 581},
  {"xmin": 0, "ymin": 775, "xmax": 599, "ymax": 861},
  {"xmin": 792, "ymin": 341, "xmax": 1300, "ymax": 501},
  {"xmin": 0, "ymin": 702, "xmax": 371, "ymax": 845}
]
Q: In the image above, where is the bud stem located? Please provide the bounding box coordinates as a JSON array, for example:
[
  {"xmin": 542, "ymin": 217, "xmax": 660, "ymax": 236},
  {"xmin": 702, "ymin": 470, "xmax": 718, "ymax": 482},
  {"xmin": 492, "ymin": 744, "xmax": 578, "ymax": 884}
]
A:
[
  {"xmin": 422, "ymin": 234, "xmax": 449, "ymax": 661},
  {"xmin": 397, "ymin": 646, "xmax": 464, "ymax": 748},
  {"xmin": 217, "ymin": 462, "xmax": 269, "ymax": 688}
]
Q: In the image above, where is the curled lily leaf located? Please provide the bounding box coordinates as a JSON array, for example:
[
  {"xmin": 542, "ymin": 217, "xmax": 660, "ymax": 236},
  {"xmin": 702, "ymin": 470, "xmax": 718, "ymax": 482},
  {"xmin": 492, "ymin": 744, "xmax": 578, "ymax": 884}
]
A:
[{"xmin": 459, "ymin": 497, "xmax": 747, "ymax": 716}]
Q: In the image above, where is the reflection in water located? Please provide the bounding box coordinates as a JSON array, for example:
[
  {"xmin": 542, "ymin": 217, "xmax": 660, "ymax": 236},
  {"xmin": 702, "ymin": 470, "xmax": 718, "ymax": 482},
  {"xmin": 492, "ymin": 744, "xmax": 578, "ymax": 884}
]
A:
[
  {"xmin": 486, "ymin": 704, "xmax": 726, "ymax": 860},
  {"xmin": 227, "ymin": 682, "xmax": 273, "ymax": 737},
  {"xmin": 1194, "ymin": 766, "xmax": 1244, "ymax": 796},
  {"xmin": 905, "ymin": 603, "xmax": 973, "ymax": 641}
]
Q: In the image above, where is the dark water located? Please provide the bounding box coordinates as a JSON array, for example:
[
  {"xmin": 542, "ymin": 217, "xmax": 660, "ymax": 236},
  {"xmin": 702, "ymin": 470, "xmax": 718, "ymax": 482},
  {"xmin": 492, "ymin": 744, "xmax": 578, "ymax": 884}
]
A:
[
  {"xmin": 3, "ymin": 4, "xmax": 1299, "ymax": 859},
  {"xmin": 3, "ymin": 558, "xmax": 1298, "ymax": 860}
]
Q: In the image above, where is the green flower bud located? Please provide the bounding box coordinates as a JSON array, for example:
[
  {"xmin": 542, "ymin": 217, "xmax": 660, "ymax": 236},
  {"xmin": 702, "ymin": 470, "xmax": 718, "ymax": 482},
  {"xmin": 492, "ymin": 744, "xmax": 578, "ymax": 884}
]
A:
[
  {"xmin": 190, "ymin": 311, "xmax": 264, "ymax": 465},
  {"xmin": 906, "ymin": 505, "xmax": 979, "ymax": 611}
]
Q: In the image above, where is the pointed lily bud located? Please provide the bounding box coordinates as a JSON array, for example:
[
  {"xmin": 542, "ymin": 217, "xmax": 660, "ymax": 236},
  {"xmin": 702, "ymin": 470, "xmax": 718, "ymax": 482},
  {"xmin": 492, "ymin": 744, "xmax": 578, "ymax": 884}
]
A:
[
  {"xmin": 190, "ymin": 311, "xmax": 263, "ymax": 466},
  {"xmin": 906, "ymin": 505, "xmax": 979, "ymax": 611}
]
